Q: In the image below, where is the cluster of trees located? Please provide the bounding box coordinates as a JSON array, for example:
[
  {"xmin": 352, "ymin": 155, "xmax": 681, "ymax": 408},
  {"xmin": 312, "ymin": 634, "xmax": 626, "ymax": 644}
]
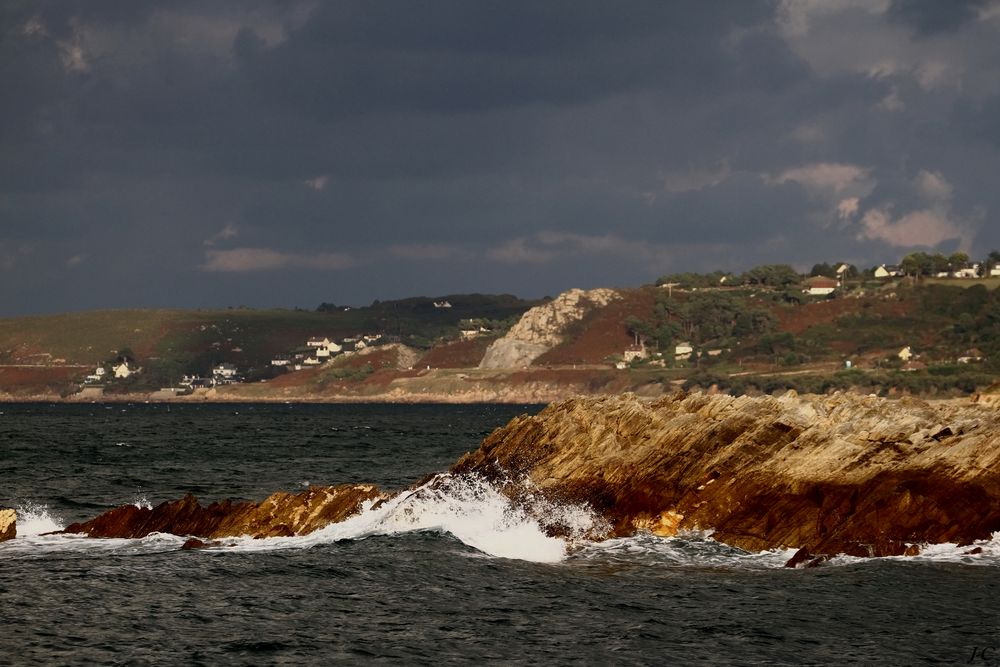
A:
[
  {"xmin": 626, "ymin": 290, "xmax": 775, "ymax": 352},
  {"xmin": 898, "ymin": 250, "xmax": 1000, "ymax": 277},
  {"xmin": 657, "ymin": 264, "xmax": 802, "ymax": 289}
]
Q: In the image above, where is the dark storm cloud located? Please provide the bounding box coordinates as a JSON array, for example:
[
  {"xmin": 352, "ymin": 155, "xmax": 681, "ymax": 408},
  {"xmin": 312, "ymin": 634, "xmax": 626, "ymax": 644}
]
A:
[
  {"xmin": 2, "ymin": 1, "xmax": 1000, "ymax": 314},
  {"xmin": 888, "ymin": 0, "xmax": 991, "ymax": 34}
]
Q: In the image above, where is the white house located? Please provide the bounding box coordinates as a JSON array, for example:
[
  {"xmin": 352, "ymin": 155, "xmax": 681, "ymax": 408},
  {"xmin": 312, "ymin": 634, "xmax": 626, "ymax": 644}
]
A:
[
  {"xmin": 307, "ymin": 337, "xmax": 333, "ymax": 348},
  {"xmin": 314, "ymin": 341, "xmax": 342, "ymax": 358},
  {"xmin": 113, "ymin": 361, "xmax": 136, "ymax": 379},
  {"xmin": 991, "ymin": 266, "xmax": 1000, "ymax": 277},
  {"xmin": 302, "ymin": 356, "xmax": 322, "ymax": 366},
  {"xmin": 898, "ymin": 346, "xmax": 913, "ymax": 362},
  {"xmin": 623, "ymin": 343, "xmax": 647, "ymax": 363},
  {"xmin": 433, "ymin": 301, "xmax": 452, "ymax": 309},
  {"xmin": 674, "ymin": 342, "xmax": 694, "ymax": 360},
  {"xmin": 271, "ymin": 355, "xmax": 292, "ymax": 367},
  {"xmin": 874, "ymin": 264, "xmax": 902, "ymax": 278},
  {"xmin": 804, "ymin": 276, "xmax": 838, "ymax": 296},
  {"xmin": 85, "ymin": 366, "xmax": 107, "ymax": 383},
  {"xmin": 212, "ymin": 363, "xmax": 239, "ymax": 383},
  {"xmin": 952, "ymin": 264, "xmax": 980, "ymax": 279}
]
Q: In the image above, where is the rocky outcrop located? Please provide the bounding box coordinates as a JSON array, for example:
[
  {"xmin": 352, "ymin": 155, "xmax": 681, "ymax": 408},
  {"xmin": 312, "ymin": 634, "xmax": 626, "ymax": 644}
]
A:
[
  {"xmin": 60, "ymin": 391, "xmax": 1000, "ymax": 565},
  {"xmin": 479, "ymin": 288, "xmax": 619, "ymax": 369},
  {"xmin": 62, "ymin": 484, "xmax": 384, "ymax": 540},
  {"xmin": 0, "ymin": 508, "xmax": 15, "ymax": 542},
  {"xmin": 452, "ymin": 392, "xmax": 1000, "ymax": 563}
]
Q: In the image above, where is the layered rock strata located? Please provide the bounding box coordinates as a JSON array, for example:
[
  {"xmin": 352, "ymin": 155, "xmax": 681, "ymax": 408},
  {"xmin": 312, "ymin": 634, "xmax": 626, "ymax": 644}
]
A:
[
  {"xmin": 62, "ymin": 484, "xmax": 384, "ymax": 540},
  {"xmin": 453, "ymin": 392, "xmax": 1000, "ymax": 562},
  {"xmin": 0, "ymin": 508, "xmax": 15, "ymax": 542}
]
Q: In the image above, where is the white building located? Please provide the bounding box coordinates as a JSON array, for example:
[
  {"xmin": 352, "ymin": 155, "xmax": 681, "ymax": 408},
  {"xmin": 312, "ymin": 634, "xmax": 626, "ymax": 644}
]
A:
[
  {"xmin": 113, "ymin": 361, "xmax": 135, "ymax": 379},
  {"xmin": 307, "ymin": 337, "xmax": 333, "ymax": 348},
  {"xmin": 674, "ymin": 342, "xmax": 694, "ymax": 360}
]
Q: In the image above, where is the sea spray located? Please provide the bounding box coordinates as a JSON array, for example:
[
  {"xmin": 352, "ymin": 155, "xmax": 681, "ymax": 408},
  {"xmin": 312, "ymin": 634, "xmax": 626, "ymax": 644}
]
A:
[
  {"xmin": 13, "ymin": 502, "xmax": 63, "ymax": 537},
  {"xmin": 228, "ymin": 473, "xmax": 608, "ymax": 563}
]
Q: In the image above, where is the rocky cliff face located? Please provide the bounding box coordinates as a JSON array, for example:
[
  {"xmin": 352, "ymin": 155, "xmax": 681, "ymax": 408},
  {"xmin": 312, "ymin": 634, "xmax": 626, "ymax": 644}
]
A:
[
  {"xmin": 62, "ymin": 484, "xmax": 384, "ymax": 540},
  {"xmin": 0, "ymin": 509, "xmax": 15, "ymax": 542},
  {"xmin": 479, "ymin": 288, "xmax": 619, "ymax": 369},
  {"xmin": 453, "ymin": 392, "xmax": 1000, "ymax": 562}
]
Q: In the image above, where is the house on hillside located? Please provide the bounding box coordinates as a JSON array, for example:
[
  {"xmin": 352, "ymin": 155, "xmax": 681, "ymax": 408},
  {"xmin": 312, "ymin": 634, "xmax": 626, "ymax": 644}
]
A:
[
  {"xmin": 271, "ymin": 354, "xmax": 292, "ymax": 367},
  {"xmin": 874, "ymin": 264, "xmax": 903, "ymax": 278},
  {"xmin": 991, "ymin": 266, "xmax": 1000, "ymax": 277},
  {"xmin": 307, "ymin": 337, "xmax": 333, "ymax": 348},
  {"xmin": 804, "ymin": 276, "xmax": 838, "ymax": 296},
  {"xmin": 212, "ymin": 362, "xmax": 239, "ymax": 384},
  {"xmin": 314, "ymin": 341, "xmax": 342, "ymax": 358},
  {"xmin": 85, "ymin": 366, "xmax": 107, "ymax": 383},
  {"xmin": 898, "ymin": 346, "xmax": 914, "ymax": 362},
  {"xmin": 623, "ymin": 343, "xmax": 647, "ymax": 363},
  {"xmin": 433, "ymin": 301, "xmax": 452, "ymax": 308},
  {"xmin": 302, "ymin": 356, "xmax": 322, "ymax": 366},
  {"xmin": 953, "ymin": 264, "xmax": 980, "ymax": 279},
  {"xmin": 958, "ymin": 349, "xmax": 984, "ymax": 364},
  {"xmin": 674, "ymin": 342, "xmax": 694, "ymax": 361},
  {"xmin": 113, "ymin": 360, "xmax": 138, "ymax": 379}
]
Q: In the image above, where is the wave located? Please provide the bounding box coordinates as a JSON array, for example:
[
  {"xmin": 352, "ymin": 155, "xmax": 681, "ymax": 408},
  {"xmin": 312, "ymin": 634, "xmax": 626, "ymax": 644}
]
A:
[
  {"xmin": 224, "ymin": 473, "xmax": 606, "ymax": 563},
  {"xmin": 5, "ymin": 483, "xmax": 1000, "ymax": 568}
]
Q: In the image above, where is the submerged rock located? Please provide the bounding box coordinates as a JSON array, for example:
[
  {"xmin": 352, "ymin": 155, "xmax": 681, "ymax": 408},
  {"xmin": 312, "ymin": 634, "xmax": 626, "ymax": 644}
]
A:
[
  {"xmin": 0, "ymin": 508, "xmax": 15, "ymax": 542},
  {"xmin": 62, "ymin": 484, "xmax": 384, "ymax": 540},
  {"xmin": 452, "ymin": 392, "xmax": 1000, "ymax": 564}
]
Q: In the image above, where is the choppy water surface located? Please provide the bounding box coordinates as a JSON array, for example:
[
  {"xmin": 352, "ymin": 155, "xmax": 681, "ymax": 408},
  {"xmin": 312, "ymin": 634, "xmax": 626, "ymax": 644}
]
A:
[{"xmin": 1, "ymin": 403, "xmax": 998, "ymax": 665}]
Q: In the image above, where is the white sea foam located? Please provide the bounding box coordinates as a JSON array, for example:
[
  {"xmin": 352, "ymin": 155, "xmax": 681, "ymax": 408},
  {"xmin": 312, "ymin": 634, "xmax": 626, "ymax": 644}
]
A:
[
  {"xmin": 227, "ymin": 474, "xmax": 605, "ymax": 563},
  {"xmin": 13, "ymin": 502, "xmax": 64, "ymax": 537}
]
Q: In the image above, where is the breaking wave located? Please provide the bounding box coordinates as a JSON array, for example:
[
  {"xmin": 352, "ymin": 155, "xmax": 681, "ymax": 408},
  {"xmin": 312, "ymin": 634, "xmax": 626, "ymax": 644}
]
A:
[{"xmin": 4, "ymin": 481, "xmax": 1000, "ymax": 568}]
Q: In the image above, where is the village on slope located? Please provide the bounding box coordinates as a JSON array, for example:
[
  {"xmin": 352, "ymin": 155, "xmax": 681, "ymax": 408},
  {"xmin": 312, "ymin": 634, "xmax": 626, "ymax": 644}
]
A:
[{"xmin": 4, "ymin": 250, "xmax": 1000, "ymax": 401}]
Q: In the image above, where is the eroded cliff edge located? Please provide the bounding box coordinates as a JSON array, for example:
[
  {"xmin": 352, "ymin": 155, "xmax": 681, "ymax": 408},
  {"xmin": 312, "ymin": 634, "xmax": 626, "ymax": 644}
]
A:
[{"xmin": 453, "ymin": 392, "xmax": 1000, "ymax": 562}]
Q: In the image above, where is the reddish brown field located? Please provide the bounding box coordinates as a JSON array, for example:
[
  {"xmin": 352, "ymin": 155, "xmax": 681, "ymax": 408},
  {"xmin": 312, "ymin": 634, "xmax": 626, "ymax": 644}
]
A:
[
  {"xmin": 419, "ymin": 338, "xmax": 491, "ymax": 368},
  {"xmin": 0, "ymin": 366, "xmax": 84, "ymax": 394},
  {"xmin": 536, "ymin": 288, "xmax": 654, "ymax": 365},
  {"xmin": 775, "ymin": 298, "xmax": 913, "ymax": 334}
]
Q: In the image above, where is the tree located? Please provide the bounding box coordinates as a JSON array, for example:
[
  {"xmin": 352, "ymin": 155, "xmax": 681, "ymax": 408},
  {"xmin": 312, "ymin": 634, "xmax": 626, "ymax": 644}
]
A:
[
  {"xmin": 741, "ymin": 264, "xmax": 800, "ymax": 287},
  {"xmin": 809, "ymin": 262, "xmax": 835, "ymax": 278},
  {"xmin": 948, "ymin": 252, "xmax": 969, "ymax": 271}
]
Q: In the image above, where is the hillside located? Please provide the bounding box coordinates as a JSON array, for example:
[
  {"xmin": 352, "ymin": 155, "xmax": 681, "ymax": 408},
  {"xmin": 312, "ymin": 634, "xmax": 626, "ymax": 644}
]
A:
[{"xmin": 1, "ymin": 281, "xmax": 998, "ymax": 401}]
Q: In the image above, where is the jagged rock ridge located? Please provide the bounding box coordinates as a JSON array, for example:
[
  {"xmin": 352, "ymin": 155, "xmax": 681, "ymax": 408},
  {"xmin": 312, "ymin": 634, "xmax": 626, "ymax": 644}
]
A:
[
  {"xmin": 59, "ymin": 392, "xmax": 1000, "ymax": 566},
  {"xmin": 63, "ymin": 484, "xmax": 384, "ymax": 540},
  {"xmin": 453, "ymin": 392, "xmax": 1000, "ymax": 562}
]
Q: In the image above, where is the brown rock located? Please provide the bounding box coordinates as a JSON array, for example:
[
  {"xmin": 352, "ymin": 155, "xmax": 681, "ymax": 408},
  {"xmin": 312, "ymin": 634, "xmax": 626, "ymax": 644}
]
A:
[
  {"xmin": 0, "ymin": 508, "xmax": 15, "ymax": 542},
  {"xmin": 62, "ymin": 484, "xmax": 385, "ymax": 540},
  {"xmin": 452, "ymin": 392, "xmax": 1000, "ymax": 560}
]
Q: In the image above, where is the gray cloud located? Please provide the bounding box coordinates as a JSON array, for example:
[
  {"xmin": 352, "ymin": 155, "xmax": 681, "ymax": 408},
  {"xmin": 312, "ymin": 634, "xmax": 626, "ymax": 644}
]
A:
[{"xmin": 1, "ymin": 1, "xmax": 999, "ymax": 314}]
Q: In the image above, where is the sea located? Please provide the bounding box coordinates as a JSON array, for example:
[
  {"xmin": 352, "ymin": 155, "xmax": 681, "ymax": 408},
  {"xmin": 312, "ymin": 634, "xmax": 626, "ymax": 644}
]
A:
[{"xmin": 1, "ymin": 402, "xmax": 998, "ymax": 665}]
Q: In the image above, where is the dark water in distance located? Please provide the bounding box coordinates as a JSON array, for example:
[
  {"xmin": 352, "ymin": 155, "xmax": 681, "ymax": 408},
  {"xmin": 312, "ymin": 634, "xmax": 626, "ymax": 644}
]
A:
[{"xmin": 1, "ymin": 403, "xmax": 998, "ymax": 665}]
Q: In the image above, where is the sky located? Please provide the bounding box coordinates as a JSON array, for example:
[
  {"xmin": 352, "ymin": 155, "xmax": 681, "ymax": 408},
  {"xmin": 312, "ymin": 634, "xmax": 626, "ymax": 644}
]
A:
[{"xmin": 2, "ymin": 1, "xmax": 1000, "ymax": 315}]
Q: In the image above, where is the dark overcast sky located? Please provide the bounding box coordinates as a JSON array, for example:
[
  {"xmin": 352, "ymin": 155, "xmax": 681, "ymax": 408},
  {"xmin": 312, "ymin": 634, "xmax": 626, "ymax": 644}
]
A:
[{"xmin": 3, "ymin": 1, "xmax": 1000, "ymax": 315}]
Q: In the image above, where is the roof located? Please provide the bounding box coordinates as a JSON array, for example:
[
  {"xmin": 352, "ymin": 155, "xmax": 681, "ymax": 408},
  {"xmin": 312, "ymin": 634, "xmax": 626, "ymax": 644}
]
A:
[{"xmin": 806, "ymin": 276, "xmax": 839, "ymax": 288}]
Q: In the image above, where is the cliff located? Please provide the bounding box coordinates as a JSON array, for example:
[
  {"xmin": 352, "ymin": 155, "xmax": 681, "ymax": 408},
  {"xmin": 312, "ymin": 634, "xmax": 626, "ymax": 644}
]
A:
[
  {"xmin": 479, "ymin": 288, "xmax": 619, "ymax": 369},
  {"xmin": 453, "ymin": 392, "xmax": 1000, "ymax": 563}
]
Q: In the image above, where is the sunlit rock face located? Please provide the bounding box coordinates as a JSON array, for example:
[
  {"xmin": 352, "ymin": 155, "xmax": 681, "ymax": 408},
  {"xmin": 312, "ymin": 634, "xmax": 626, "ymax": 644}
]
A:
[
  {"xmin": 452, "ymin": 392, "xmax": 1000, "ymax": 562},
  {"xmin": 62, "ymin": 485, "xmax": 385, "ymax": 540},
  {"xmin": 0, "ymin": 509, "xmax": 15, "ymax": 542},
  {"xmin": 479, "ymin": 288, "xmax": 619, "ymax": 369}
]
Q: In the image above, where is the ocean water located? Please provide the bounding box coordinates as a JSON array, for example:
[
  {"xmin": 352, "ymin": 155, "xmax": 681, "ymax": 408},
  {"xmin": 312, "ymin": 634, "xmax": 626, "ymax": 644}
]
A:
[{"xmin": 1, "ymin": 403, "xmax": 998, "ymax": 665}]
